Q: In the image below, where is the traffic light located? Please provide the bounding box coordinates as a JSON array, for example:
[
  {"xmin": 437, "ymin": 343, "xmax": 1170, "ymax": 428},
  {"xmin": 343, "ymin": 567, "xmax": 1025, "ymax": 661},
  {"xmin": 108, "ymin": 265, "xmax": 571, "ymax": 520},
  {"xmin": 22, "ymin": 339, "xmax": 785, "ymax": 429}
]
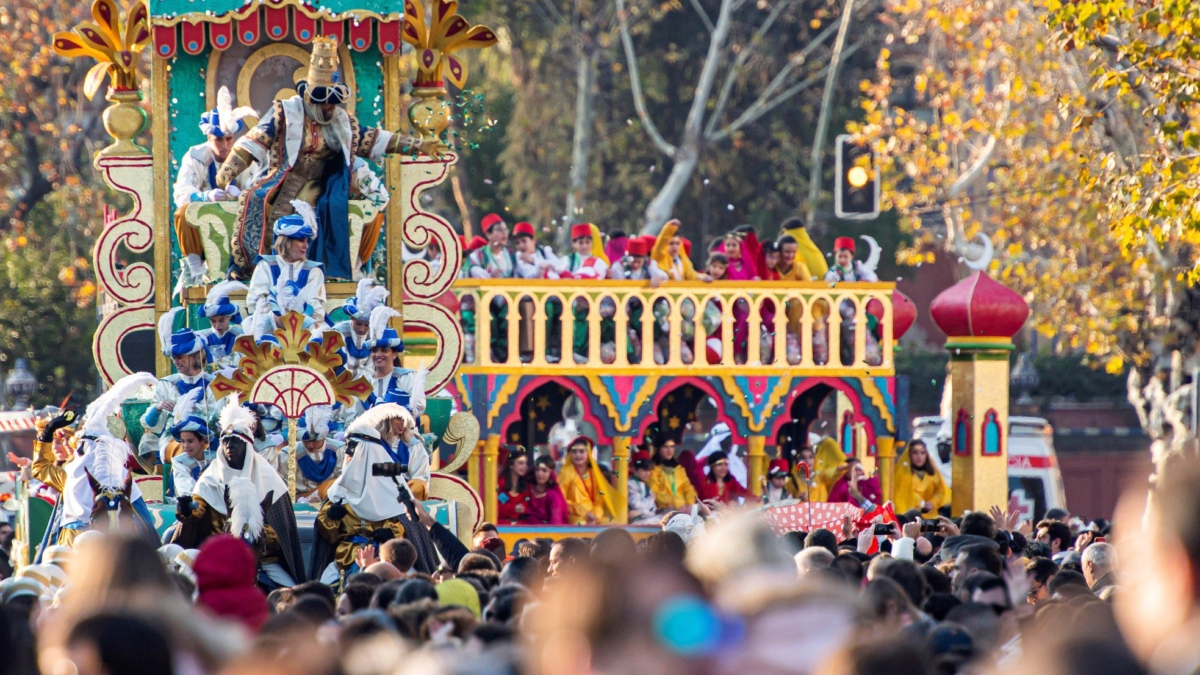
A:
[{"xmin": 834, "ymin": 134, "xmax": 880, "ymax": 220}]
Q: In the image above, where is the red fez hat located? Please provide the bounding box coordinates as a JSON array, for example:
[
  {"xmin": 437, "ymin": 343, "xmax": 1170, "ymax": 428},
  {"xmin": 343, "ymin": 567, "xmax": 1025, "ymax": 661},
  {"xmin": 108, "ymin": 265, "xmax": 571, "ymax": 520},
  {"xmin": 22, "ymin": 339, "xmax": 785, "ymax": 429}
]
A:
[
  {"xmin": 834, "ymin": 236, "xmax": 856, "ymax": 253},
  {"xmin": 512, "ymin": 221, "xmax": 535, "ymax": 238},
  {"xmin": 682, "ymin": 237, "xmax": 692, "ymax": 257},
  {"xmin": 626, "ymin": 238, "xmax": 649, "ymax": 256},
  {"xmin": 457, "ymin": 235, "xmax": 467, "ymax": 250},
  {"xmin": 571, "ymin": 223, "xmax": 593, "ymax": 240},
  {"xmin": 481, "ymin": 213, "xmax": 505, "ymax": 232},
  {"xmin": 467, "ymin": 235, "xmax": 487, "ymax": 252},
  {"xmin": 631, "ymin": 450, "xmax": 651, "ymax": 463},
  {"xmin": 768, "ymin": 458, "xmax": 790, "ymax": 477}
]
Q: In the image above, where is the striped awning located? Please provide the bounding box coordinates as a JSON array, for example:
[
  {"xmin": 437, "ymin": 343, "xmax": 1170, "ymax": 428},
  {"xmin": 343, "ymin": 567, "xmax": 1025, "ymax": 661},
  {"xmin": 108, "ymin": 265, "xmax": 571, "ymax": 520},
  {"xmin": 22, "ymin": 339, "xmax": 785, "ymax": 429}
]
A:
[
  {"xmin": 0, "ymin": 411, "xmax": 35, "ymax": 433},
  {"xmin": 153, "ymin": 0, "xmax": 403, "ymax": 59}
]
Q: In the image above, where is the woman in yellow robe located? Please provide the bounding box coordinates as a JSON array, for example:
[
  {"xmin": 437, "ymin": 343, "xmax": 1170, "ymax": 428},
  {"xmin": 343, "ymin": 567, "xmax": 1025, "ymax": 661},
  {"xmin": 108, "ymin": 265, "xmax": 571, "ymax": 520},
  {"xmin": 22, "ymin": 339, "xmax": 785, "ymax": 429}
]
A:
[
  {"xmin": 558, "ymin": 437, "xmax": 616, "ymax": 525},
  {"xmin": 799, "ymin": 437, "xmax": 849, "ymax": 503},
  {"xmin": 893, "ymin": 440, "xmax": 949, "ymax": 517},
  {"xmin": 647, "ymin": 436, "xmax": 699, "ymax": 510}
]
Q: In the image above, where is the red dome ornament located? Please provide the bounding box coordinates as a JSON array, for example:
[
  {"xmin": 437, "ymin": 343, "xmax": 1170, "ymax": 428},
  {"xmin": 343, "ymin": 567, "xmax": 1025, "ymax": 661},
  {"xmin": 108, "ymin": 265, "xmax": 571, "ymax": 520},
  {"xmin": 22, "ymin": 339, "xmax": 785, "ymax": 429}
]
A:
[
  {"xmin": 930, "ymin": 271, "xmax": 1028, "ymax": 339},
  {"xmin": 892, "ymin": 290, "xmax": 917, "ymax": 340}
]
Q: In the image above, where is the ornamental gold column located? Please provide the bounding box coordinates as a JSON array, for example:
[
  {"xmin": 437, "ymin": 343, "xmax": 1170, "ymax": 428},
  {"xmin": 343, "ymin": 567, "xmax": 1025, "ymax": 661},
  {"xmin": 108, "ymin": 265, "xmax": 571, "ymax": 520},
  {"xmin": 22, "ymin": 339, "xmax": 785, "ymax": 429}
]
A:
[
  {"xmin": 611, "ymin": 437, "xmax": 631, "ymax": 524},
  {"xmin": 482, "ymin": 435, "xmax": 500, "ymax": 524},
  {"xmin": 930, "ymin": 271, "xmax": 1029, "ymax": 516},
  {"xmin": 747, "ymin": 436, "xmax": 767, "ymax": 497}
]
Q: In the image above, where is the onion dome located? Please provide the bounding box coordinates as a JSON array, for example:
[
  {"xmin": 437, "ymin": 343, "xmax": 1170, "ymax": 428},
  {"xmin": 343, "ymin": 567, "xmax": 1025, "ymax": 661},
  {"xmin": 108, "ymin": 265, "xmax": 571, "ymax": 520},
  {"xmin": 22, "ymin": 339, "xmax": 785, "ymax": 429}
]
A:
[
  {"xmin": 892, "ymin": 290, "xmax": 917, "ymax": 340},
  {"xmin": 930, "ymin": 271, "xmax": 1028, "ymax": 339}
]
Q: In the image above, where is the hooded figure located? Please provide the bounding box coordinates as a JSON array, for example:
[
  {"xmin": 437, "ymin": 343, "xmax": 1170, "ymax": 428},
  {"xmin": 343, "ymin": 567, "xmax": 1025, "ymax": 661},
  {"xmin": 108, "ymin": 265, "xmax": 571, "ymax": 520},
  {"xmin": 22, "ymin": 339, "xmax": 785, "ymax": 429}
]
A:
[
  {"xmin": 194, "ymin": 535, "xmax": 269, "ymax": 632},
  {"xmin": 173, "ymin": 397, "xmax": 305, "ymax": 589},
  {"xmin": 312, "ymin": 403, "xmax": 439, "ymax": 586},
  {"xmin": 39, "ymin": 373, "xmax": 159, "ymax": 555},
  {"xmin": 803, "ymin": 437, "xmax": 849, "ymax": 503},
  {"xmin": 557, "ymin": 436, "xmax": 616, "ymax": 525},
  {"xmin": 217, "ymin": 35, "xmax": 435, "ymax": 281}
]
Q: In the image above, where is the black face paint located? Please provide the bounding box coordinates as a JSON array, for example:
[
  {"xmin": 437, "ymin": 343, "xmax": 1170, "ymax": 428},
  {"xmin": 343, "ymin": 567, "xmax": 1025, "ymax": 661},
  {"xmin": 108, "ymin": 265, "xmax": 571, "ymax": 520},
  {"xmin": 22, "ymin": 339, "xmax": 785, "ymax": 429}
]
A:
[{"xmin": 224, "ymin": 437, "xmax": 247, "ymax": 470}]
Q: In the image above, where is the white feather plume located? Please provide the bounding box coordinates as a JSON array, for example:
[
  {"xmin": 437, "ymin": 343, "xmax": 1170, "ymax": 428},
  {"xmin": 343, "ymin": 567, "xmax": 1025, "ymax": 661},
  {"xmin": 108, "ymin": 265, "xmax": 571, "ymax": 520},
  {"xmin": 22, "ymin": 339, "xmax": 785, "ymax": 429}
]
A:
[
  {"xmin": 369, "ymin": 305, "xmax": 400, "ymax": 342},
  {"xmin": 83, "ymin": 372, "xmax": 157, "ymax": 438},
  {"xmin": 304, "ymin": 405, "xmax": 333, "ymax": 438},
  {"xmin": 228, "ymin": 476, "xmax": 264, "ymax": 541},
  {"xmin": 203, "ymin": 280, "xmax": 249, "ymax": 314},
  {"xmin": 173, "ymin": 387, "xmax": 204, "ymax": 425},
  {"xmin": 352, "ymin": 279, "xmax": 389, "ymax": 317},
  {"xmin": 158, "ymin": 307, "xmax": 184, "ymax": 354},
  {"xmin": 860, "ymin": 235, "xmax": 882, "ymax": 274},
  {"xmin": 249, "ymin": 297, "xmax": 273, "ymax": 342},
  {"xmin": 346, "ymin": 402, "xmax": 412, "ymax": 439},
  {"xmin": 218, "ymin": 395, "xmax": 256, "ymax": 440},
  {"xmin": 215, "ymin": 86, "xmax": 257, "ymax": 136},
  {"xmin": 273, "ymin": 274, "xmax": 302, "ymax": 314},
  {"xmin": 290, "ymin": 199, "xmax": 318, "ymax": 238},
  {"xmin": 90, "ymin": 436, "xmax": 131, "ymax": 490}
]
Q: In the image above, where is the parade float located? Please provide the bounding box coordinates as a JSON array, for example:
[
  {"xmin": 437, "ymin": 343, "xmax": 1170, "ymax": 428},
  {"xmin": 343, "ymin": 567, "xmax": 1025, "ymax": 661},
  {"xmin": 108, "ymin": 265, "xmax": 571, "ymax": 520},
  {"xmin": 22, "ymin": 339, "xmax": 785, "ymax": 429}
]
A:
[{"xmin": 11, "ymin": 0, "xmax": 1032, "ymax": 562}]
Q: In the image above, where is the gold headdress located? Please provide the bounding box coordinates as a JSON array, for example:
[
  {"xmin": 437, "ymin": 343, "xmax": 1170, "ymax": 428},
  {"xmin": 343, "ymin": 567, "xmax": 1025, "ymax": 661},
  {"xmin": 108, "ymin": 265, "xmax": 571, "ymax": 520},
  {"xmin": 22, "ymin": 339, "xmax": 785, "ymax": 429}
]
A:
[{"xmin": 297, "ymin": 36, "xmax": 349, "ymax": 104}]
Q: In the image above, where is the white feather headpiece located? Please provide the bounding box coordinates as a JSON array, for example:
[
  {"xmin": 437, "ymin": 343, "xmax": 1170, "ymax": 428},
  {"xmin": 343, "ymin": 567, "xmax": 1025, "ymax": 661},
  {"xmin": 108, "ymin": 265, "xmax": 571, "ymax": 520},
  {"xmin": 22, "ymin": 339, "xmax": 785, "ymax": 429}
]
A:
[
  {"xmin": 346, "ymin": 402, "xmax": 413, "ymax": 441},
  {"xmin": 290, "ymin": 199, "xmax": 319, "ymax": 237},
  {"xmin": 368, "ymin": 305, "xmax": 401, "ymax": 342},
  {"xmin": 216, "ymin": 86, "xmax": 258, "ymax": 136},
  {"xmin": 350, "ymin": 279, "xmax": 389, "ymax": 318},
  {"xmin": 304, "ymin": 405, "xmax": 333, "ymax": 439},
  {"xmin": 249, "ymin": 297, "xmax": 274, "ymax": 343},
  {"xmin": 157, "ymin": 307, "xmax": 184, "ymax": 354},
  {"xmin": 173, "ymin": 387, "xmax": 205, "ymax": 425},
  {"xmin": 217, "ymin": 395, "xmax": 256, "ymax": 442},
  {"xmin": 89, "ymin": 436, "xmax": 132, "ymax": 490},
  {"xmin": 82, "ymin": 372, "xmax": 157, "ymax": 438},
  {"xmin": 203, "ymin": 280, "xmax": 249, "ymax": 315}
]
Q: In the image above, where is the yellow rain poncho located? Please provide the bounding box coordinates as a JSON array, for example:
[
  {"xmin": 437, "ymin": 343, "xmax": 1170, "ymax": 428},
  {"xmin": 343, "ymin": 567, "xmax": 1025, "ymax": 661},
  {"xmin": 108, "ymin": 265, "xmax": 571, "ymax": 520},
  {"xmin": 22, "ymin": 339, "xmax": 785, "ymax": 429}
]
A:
[{"xmin": 797, "ymin": 437, "xmax": 848, "ymax": 503}]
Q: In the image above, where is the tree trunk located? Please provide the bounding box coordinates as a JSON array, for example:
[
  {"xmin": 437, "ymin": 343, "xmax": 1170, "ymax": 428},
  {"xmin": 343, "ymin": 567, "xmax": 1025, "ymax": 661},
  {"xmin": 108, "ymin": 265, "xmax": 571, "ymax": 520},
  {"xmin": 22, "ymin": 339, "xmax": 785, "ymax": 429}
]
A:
[
  {"xmin": 805, "ymin": 0, "xmax": 856, "ymax": 228},
  {"xmin": 560, "ymin": 48, "xmax": 600, "ymax": 247},
  {"xmin": 641, "ymin": 140, "xmax": 701, "ymax": 236}
]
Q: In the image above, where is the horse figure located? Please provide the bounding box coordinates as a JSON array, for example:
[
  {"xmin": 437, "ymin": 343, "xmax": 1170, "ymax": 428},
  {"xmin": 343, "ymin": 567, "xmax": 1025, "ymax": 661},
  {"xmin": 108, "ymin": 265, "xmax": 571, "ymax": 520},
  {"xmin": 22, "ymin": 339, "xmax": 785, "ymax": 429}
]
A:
[{"xmin": 83, "ymin": 467, "xmax": 135, "ymax": 532}]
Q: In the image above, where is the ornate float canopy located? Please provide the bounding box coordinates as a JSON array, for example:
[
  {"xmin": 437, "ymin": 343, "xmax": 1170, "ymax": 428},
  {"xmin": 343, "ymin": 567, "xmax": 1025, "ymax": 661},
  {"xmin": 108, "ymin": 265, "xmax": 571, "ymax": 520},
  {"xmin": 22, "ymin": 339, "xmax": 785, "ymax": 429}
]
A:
[{"xmin": 930, "ymin": 271, "xmax": 1029, "ymax": 340}]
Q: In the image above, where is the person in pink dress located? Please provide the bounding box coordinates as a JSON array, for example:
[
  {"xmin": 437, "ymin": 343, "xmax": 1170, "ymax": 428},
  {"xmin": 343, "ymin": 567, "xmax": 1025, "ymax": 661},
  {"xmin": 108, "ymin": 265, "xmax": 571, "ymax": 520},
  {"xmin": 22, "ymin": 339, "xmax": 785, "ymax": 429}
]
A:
[
  {"xmin": 522, "ymin": 455, "xmax": 568, "ymax": 525},
  {"xmin": 718, "ymin": 230, "xmax": 762, "ymax": 363},
  {"xmin": 827, "ymin": 457, "xmax": 882, "ymax": 509}
]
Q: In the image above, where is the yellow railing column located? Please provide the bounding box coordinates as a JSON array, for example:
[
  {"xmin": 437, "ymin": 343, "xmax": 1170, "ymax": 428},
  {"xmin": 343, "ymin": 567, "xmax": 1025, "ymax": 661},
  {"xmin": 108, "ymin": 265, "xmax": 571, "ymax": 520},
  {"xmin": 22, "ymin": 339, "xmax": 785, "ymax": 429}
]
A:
[
  {"xmin": 747, "ymin": 435, "xmax": 767, "ymax": 496},
  {"xmin": 482, "ymin": 435, "xmax": 500, "ymax": 524},
  {"xmin": 877, "ymin": 436, "xmax": 896, "ymax": 503},
  {"xmin": 611, "ymin": 437, "xmax": 631, "ymax": 524}
]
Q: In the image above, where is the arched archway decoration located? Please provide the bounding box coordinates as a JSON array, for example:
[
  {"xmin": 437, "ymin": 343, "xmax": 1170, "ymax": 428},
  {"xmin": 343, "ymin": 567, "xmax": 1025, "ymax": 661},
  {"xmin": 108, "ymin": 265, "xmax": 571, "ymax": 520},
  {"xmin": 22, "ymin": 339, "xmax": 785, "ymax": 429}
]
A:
[
  {"xmin": 981, "ymin": 409, "xmax": 1002, "ymax": 456},
  {"xmin": 954, "ymin": 409, "xmax": 972, "ymax": 456}
]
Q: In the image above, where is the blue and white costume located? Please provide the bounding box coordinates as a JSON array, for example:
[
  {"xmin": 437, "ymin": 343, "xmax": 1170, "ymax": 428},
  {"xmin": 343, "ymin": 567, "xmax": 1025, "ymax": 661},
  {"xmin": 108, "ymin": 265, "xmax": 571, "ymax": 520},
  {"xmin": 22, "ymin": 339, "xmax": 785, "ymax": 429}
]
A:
[
  {"xmin": 167, "ymin": 388, "xmax": 213, "ymax": 497},
  {"xmin": 246, "ymin": 202, "xmax": 327, "ymax": 324},
  {"xmin": 334, "ymin": 278, "xmax": 389, "ymax": 379},
  {"xmin": 196, "ymin": 280, "xmax": 248, "ymax": 370},
  {"xmin": 140, "ymin": 308, "xmax": 218, "ymax": 460},
  {"xmin": 294, "ymin": 405, "xmax": 345, "ymax": 505},
  {"xmin": 356, "ymin": 305, "xmax": 427, "ymax": 418}
]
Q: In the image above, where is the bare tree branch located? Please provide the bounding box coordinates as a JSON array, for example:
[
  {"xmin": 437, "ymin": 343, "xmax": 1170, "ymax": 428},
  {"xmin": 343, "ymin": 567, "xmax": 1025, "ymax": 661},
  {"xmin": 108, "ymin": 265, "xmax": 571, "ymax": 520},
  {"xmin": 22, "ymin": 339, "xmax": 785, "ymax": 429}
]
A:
[
  {"xmin": 688, "ymin": 0, "xmax": 715, "ymax": 33},
  {"xmin": 681, "ymin": 0, "xmax": 736, "ymax": 143},
  {"xmin": 705, "ymin": 0, "xmax": 816, "ymax": 137},
  {"xmin": 615, "ymin": 0, "xmax": 679, "ymax": 157},
  {"xmin": 709, "ymin": 41, "xmax": 862, "ymax": 142}
]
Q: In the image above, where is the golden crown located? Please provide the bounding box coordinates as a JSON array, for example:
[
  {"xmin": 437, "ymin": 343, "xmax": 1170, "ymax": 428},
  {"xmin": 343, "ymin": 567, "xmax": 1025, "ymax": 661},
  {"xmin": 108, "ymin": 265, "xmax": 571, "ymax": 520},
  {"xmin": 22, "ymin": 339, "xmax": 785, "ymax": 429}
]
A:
[{"xmin": 305, "ymin": 35, "xmax": 341, "ymax": 89}]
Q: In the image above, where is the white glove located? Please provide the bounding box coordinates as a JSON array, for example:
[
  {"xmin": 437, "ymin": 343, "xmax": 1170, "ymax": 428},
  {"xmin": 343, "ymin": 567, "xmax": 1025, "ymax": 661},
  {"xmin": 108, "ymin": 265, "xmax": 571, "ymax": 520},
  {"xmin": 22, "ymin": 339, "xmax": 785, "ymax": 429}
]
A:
[
  {"xmin": 203, "ymin": 189, "xmax": 230, "ymax": 202},
  {"xmin": 225, "ymin": 185, "xmax": 242, "ymax": 198},
  {"xmin": 410, "ymin": 361, "xmax": 429, "ymax": 417}
]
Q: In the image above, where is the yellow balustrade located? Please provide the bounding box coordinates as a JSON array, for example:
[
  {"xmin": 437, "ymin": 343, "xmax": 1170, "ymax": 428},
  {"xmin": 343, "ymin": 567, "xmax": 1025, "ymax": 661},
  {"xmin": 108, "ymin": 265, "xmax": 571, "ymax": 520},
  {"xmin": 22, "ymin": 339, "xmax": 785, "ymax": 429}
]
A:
[
  {"xmin": 454, "ymin": 279, "xmax": 896, "ymax": 376},
  {"xmin": 611, "ymin": 437, "xmax": 631, "ymax": 524}
]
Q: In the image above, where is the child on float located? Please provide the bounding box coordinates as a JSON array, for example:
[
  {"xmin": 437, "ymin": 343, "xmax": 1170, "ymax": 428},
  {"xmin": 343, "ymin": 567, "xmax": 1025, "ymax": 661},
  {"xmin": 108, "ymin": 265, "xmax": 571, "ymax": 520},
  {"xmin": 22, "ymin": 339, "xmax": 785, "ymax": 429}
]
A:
[
  {"xmin": 702, "ymin": 252, "xmax": 730, "ymax": 364},
  {"xmin": 647, "ymin": 435, "xmax": 698, "ymax": 511},
  {"xmin": 497, "ymin": 445, "xmax": 533, "ymax": 525},
  {"xmin": 512, "ymin": 222, "xmax": 565, "ymax": 363},
  {"xmin": 196, "ymin": 280, "xmax": 248, "ymax": 371},
  {"xmin": 627, "ymin": 452, "xmax": 659, "ymax": 524},
  {"xmin": 562, "ymin": 224, "xmax": 611, "ymax": 364},
  {"xmin": 246, "ymin": 200, "xmax": 327, "ymax": 323},
  {"xmin": 524, "ymin": 455, "xmax": 568, "ymax": 525},
  {"xmin": 823, "ymin": 236, "xmax": 881, "ymax": 365}
]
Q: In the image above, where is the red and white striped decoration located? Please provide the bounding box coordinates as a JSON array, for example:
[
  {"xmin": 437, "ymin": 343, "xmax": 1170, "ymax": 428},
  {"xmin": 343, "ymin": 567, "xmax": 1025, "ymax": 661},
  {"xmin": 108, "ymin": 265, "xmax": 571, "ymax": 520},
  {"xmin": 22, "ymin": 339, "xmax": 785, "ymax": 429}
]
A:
[{"xmin": 761, "ymin": 502, "xmax": 862, "ymax": 536}]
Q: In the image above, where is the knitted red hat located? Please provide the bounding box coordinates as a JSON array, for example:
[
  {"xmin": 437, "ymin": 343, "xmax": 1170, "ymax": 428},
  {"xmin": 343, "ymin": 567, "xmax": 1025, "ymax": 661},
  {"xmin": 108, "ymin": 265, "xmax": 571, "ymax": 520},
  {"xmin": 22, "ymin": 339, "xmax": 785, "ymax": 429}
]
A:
[
  {"xmin": 682, "ymin": 237, "xmax": 692, "ymax": 257},
  {"xmin": 834, "ymin": 236, "xmax": 856, "ymax": 253},
  {"xmin": 571, "ymin": 223, "xmax": 593, "ymax": 240},
  {"xmin": 512, "ymin": 221, "xmax": 535, "ymax": 238}
]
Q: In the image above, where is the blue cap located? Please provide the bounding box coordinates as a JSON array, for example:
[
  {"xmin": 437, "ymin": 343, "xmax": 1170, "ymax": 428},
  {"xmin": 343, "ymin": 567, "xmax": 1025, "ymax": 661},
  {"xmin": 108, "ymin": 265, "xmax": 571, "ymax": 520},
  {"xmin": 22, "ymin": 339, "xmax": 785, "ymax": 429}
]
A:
[
  {"xmin": 365, "ymin": 327, "xmax": 404, "ymax": 351},
  {"xmin": 199, "ymin": 109, "xmax": 246, "ymax": 138}
]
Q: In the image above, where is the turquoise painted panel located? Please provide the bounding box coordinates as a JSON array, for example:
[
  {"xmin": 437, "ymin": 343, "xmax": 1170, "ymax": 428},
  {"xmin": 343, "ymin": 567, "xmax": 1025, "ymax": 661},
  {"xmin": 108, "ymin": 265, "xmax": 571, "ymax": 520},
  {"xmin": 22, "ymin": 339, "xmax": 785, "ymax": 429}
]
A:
[{"xmin": 151, "ymin": 0, "xmax": 402, "ymax": 18}]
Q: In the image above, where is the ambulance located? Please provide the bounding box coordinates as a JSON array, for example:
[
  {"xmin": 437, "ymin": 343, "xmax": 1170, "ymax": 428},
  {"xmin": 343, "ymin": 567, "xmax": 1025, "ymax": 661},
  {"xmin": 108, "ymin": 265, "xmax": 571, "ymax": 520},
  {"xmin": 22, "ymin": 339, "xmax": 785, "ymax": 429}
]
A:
[{"xmin": 910, "ymin": 416, "xmax": 1067, "ymax": 522}]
